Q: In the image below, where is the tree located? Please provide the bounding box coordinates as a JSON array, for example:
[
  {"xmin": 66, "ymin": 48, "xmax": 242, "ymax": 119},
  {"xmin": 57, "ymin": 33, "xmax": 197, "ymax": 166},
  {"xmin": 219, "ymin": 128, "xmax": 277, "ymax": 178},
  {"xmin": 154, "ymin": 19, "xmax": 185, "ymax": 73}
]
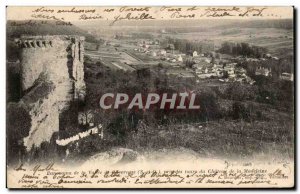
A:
[{"xmin": 218, "ymin": 41, "xmax": 267, "ymax": 58}]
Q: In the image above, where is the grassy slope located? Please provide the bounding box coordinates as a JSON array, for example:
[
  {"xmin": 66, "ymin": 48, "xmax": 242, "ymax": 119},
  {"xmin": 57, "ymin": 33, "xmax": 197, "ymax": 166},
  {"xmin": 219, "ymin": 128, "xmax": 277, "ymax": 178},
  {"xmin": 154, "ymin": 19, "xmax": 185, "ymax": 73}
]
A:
[{"xmin": 161, "ymin": 27, "xmax": 293, "ymax": 57}]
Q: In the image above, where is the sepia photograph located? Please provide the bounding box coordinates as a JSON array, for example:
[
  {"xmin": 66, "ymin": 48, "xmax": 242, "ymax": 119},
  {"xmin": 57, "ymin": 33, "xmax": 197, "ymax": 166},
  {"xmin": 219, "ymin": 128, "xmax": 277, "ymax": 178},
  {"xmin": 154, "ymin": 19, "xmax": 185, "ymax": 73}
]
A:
[{"xmin": 5, "ymin": 6, "xmax": 295, "ymax": 189}]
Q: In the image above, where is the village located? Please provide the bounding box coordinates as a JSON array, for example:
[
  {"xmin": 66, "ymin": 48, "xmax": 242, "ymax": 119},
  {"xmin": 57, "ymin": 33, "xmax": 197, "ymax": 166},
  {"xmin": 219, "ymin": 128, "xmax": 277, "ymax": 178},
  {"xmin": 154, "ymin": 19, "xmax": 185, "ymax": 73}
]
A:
[{"xmin": 84, "ymin": 34, "xmax": 294, "ymax": 85}]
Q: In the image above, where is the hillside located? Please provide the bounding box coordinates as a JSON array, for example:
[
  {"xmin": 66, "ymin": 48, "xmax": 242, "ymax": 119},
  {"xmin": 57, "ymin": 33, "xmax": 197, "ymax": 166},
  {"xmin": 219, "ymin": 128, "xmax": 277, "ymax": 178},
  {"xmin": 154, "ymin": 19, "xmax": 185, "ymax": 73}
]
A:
[
  {"xmin": 75, "ymin": 19, "xmax": 293, "ymax": 29},
  {"xmin": 6, "ymin": 20, "xmax": 98, "ymax": 43}
]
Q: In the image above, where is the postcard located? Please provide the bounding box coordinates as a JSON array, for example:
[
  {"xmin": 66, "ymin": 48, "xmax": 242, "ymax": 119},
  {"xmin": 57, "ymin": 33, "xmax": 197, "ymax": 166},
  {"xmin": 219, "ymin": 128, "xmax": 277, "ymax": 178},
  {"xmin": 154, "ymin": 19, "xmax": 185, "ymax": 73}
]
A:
[{"xmin": 6, "ymin": 6, "xmax": 294, "ymax": 189}]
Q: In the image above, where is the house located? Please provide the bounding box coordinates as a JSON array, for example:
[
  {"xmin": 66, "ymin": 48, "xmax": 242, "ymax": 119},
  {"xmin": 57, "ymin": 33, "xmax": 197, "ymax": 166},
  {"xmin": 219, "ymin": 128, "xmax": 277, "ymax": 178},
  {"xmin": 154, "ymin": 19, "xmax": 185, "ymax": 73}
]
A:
[
  {"xmin": 143, "ymin": 44, "xmax": 150, "ymax": 49},
  {"xmin": 212, "ymin": 64, "xmax": 223, "ymax": 77},
  {"xmin": 193, "ymin": 51, "xmax": 198, "ymax": 57},
  {"xmin": 151, "ymin": 51, "xmax": 157, "ymax": 57},
  {"xmin": 280, "ymin": 72, "xmax": 293, "ymax": 81},
  {"xmin": 255, "ymin": 66, "xmax": 272, "ymax": 76},
  {"xmin": 160, "ymin": 49, "xmax": 167, "ymax": 56},
  {"xmin": 193, "ymin": 63, "xmax": 218, "ymax": 79},
  {"xmin": 236, "ymin": 67, "xmax": 247, "ymax": 74},
  {"xmin": 228, "ymin": 73, "xmax": 236, "ymax": 78},
  {"xmin": 177, "ymin": 55, "xmax": 183, "ymax": 62},
  {"xmin": 224, "ymin": 65, "xmax": 235, "ymax": 76},
  {"xmin": 137, "ymin": 48, "xmax": 146, "ymax": 53}
]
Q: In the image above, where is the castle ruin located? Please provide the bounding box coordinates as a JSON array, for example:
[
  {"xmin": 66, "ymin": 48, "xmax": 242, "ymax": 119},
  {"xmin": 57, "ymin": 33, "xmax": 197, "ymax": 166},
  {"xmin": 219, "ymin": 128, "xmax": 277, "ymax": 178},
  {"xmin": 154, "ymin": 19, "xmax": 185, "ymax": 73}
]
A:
[{"xmin": 14, "ymin": 35, "xmax": 86, "ymax": 150}]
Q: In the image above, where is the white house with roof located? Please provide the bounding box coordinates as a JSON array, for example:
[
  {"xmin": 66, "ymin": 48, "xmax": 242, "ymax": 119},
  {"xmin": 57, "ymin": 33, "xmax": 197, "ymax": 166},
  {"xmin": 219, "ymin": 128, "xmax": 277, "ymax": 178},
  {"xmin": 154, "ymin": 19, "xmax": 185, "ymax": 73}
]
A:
[
  {"xmin": 280, "ymin": 72, "xmax": 293, "ymax": 81},
  {"xmin": 177, "ymin": 55, "xmax": 183, "ymax": 62},
  {"xmin": 193, "ymin": 51, "xmax": 198, "ymax": 57}
]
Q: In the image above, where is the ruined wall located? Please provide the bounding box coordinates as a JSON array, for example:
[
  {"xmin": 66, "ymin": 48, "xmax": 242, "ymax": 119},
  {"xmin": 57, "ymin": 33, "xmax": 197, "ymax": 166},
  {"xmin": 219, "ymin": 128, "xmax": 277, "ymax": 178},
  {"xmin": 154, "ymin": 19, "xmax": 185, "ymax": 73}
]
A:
[{"xmin": 14, "ymin": 35, "xmax": 86, "ymax": 149}]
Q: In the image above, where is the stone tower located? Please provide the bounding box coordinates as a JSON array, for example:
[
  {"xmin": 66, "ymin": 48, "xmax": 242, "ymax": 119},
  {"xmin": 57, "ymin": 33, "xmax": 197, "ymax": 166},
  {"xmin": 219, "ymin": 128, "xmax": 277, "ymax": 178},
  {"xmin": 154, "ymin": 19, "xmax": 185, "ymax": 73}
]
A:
[{"xmin": 14, "ymin": 35, "xmax": 86, "ymax": 149}]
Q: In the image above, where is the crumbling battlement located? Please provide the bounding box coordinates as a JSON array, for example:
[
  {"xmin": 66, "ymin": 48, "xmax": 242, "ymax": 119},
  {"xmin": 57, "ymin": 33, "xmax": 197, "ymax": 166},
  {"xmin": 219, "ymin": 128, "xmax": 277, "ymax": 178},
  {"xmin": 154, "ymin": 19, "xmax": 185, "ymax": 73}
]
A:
[
  {"xmin": 16, "ymin": 35, "xmax": 85, "ymax": 99},
  {"xmin": 15, "ymin": 39, "xmax": 54, "ymax": 48},
  {"xmin": 14, "ymin": 35, "xmax": 86, "ymax": 149}
]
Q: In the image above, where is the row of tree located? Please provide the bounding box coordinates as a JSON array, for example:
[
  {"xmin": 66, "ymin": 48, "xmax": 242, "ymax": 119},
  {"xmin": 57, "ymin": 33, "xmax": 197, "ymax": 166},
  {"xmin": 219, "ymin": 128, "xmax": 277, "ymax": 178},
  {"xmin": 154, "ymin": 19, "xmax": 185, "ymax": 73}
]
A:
[
  {"xmin": 161, "ymin": 37, "xmax": 214, "ymax": 55},
  {"xmin": 218, "ymin": 42, "xmax": 267, "ymax": 58}
]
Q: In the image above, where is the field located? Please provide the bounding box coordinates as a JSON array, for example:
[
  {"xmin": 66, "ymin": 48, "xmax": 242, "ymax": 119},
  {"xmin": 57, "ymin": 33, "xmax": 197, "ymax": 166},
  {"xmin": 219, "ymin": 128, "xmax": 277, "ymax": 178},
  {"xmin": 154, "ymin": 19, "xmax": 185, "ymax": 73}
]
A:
[
  {"xmin": 161, "ymin": 27, "xmax": 293, "ymax": 57},
  {"xmin": 78, "ymin": 19, "xmax": 294, "ymax": 58}
]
